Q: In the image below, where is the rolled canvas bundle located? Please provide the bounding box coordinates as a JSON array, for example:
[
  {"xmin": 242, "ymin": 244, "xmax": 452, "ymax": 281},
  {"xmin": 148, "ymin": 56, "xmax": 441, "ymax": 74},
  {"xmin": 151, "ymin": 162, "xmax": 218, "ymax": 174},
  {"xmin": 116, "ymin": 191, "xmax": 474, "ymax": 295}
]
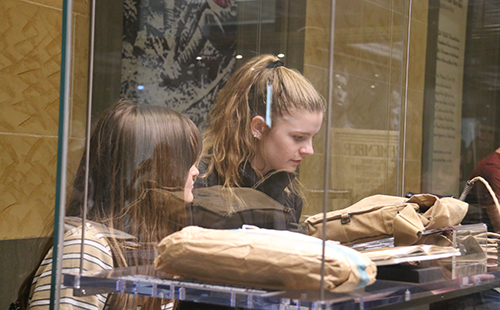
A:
[{"xmin": 155, "ymin": 226, "xmax": 377, "ymax": 292}]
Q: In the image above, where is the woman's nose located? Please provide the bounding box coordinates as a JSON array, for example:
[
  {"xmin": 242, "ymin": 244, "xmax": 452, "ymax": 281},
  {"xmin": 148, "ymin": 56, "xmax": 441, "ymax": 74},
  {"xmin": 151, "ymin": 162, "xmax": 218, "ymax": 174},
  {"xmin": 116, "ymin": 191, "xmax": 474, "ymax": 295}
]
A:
[
  {"xmin": 192, "ymin": 165, "xmax": 199, "ymax": 177},
  {"xmin": 300, "ymin": 142, "xmax": 314, "ymax": 156}
]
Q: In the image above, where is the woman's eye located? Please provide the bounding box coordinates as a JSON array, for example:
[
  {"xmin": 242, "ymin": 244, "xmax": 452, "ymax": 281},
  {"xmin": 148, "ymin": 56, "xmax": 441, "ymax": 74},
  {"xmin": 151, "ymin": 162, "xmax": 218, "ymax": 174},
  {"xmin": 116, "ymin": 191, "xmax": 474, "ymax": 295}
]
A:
[{"xmin": 293, "ymin": 135, "xmax": 304, "ymax": 141}]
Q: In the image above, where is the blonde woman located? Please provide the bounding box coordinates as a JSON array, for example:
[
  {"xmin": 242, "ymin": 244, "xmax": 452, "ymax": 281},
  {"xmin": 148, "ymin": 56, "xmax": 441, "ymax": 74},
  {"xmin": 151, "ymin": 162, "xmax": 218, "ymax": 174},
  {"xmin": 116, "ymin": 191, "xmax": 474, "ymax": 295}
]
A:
[
  {"xmin": 17, "ymin": 100, "xmax": 202, "ymax": 310},
  {"xmin": 194, "ymin": 54, "xmax": 325, "ymax": 229}
]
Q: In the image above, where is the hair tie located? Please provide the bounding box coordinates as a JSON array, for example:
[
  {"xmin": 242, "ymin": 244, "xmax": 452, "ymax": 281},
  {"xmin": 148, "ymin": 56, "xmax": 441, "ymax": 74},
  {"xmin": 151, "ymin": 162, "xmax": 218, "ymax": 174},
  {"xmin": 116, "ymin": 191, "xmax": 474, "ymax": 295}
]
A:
[
  {"xmin": 266, "ymin": 60, "xmax": 284, "ymax": 69},
  {"xmin": 263, "ymin": 60, "xmax": 283, "ymax": 128}
]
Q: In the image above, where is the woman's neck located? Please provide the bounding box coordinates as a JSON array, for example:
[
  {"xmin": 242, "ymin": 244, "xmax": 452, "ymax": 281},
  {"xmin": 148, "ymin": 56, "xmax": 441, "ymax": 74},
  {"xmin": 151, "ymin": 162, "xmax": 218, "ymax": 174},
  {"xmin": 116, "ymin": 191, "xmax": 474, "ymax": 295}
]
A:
[{"xmin": 249, "ymin": 155, "xmax": 270, "ymax": 177}]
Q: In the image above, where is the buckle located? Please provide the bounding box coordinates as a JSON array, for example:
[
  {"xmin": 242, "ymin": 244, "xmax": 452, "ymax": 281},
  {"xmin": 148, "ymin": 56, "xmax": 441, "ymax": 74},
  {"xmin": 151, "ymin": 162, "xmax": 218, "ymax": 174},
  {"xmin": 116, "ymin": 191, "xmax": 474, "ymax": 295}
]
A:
[{"xmin": 340, "ymin": 213, "xmax": 351, "ymax": 224}]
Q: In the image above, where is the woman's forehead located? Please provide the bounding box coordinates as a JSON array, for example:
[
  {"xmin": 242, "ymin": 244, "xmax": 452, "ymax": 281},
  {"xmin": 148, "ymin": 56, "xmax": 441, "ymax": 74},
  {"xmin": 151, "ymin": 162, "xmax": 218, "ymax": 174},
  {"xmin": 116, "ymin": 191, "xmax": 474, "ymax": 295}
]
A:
[{"xmin": 274, "ymin": 109, "xmax": 323, "ymax": 130}]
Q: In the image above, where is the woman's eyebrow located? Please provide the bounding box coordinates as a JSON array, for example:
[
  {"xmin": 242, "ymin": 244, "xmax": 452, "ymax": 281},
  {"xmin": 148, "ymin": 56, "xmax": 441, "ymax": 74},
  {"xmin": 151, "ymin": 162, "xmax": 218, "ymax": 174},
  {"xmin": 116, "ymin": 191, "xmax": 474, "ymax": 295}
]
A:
[{"xmin": 291, "ymin": 130, "xmax": 312, "ymax": 136}]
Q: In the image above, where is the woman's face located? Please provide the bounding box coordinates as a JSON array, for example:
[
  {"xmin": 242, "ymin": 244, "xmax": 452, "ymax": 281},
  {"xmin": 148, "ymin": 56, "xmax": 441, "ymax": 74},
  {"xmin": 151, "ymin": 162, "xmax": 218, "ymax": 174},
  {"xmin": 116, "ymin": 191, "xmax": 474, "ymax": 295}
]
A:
[
  {"xmin": 253, "ymin": 109, "xmax": 323, "ymax": 175},
  {"xmin": 333, "ymin": 74, "xmax": 348, "ymax": 109},
  {"xmin": 184, "ymin": 165, "xmax": 200, "ymax": 203}
]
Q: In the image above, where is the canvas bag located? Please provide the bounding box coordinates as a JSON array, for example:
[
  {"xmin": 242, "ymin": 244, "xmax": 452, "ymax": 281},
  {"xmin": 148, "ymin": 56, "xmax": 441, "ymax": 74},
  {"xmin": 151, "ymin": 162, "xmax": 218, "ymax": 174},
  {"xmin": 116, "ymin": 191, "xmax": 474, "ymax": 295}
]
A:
[
  {"xmin": 154, "ymin": 226, "xmax": 377, "ymax": 292},
  {"xmin": 304, "ymin": 194, "xmax": 469, "ymax": 246}
]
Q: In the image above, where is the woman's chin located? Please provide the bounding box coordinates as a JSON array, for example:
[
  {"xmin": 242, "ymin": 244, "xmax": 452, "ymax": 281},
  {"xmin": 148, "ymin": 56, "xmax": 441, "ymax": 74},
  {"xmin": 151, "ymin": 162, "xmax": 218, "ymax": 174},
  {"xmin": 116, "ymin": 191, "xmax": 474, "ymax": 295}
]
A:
[
  {"xmin": 281, "ymin": 166, "xmax": 298, "ymax": 173},
  {"xmin": 184, "ymin": 193, "xmax": 194, "ymax": 204}
]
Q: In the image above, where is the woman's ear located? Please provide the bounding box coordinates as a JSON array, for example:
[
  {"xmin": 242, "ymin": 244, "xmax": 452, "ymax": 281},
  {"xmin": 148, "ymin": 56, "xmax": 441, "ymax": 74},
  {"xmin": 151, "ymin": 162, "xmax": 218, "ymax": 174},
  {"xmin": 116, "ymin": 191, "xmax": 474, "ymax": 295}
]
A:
[{"xmin": 251, "ymin": 116, "xmax": 267, "ymax": 139}]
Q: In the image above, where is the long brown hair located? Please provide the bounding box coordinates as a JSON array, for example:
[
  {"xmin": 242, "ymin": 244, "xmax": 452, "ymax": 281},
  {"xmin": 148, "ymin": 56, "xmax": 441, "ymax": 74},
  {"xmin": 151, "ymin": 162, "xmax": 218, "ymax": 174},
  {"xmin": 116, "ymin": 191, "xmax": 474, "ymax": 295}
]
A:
[
  {"xmin": 202, "ymin": 54, "xmax": 325, "ymax": 188},
  {"xmin": 68, "ymin": 99, "xmax": 201, "ymax": 239},
  {"xmin": 18, "ymin": 99, "xmax": 202, "ymax": 310}
]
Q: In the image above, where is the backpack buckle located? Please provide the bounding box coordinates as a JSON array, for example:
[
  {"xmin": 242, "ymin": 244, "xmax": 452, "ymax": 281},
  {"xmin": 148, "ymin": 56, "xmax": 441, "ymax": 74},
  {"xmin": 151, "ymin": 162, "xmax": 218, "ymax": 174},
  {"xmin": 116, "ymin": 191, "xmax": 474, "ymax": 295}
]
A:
[{"xmin": 340, "ymin": 213, "xmax": 351, "ymax": 224}]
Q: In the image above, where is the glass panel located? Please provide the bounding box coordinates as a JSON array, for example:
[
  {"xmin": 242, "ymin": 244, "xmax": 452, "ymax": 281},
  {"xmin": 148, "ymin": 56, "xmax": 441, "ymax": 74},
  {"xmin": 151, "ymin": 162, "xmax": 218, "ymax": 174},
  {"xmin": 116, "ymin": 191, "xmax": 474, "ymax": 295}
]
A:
[
  {"xmin": 421, "ymin": 0, "xmax": 469, "ymax": 197},
  {"xmin": 48, "ymin": 0, "xmax": 91, "ymax": 308},
  {"xmin": 87, "ymin": 0, "xmax": 407, "ymax": 225},
  {"xmin": 52, "ymin": 0, "xmax": 407, "ymax": 309},
  {"xmin": 16, "ymin": 0, "xmax": 500, "ymax": 309},
  {"xmin": 302, "ymin": 0, "xmax": 405, "ymax": 218},
  {"xmin": 460, "ymin": 0, "xmax": 500, "ymax": 235}
]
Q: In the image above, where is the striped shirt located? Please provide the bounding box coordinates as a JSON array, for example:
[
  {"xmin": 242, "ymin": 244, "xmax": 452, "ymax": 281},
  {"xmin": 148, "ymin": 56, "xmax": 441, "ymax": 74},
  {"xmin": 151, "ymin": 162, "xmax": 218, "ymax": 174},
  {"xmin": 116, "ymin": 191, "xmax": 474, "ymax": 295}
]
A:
[{"xmin": 28, "ymin": 222, "xmax": 113, "ymax": 310}]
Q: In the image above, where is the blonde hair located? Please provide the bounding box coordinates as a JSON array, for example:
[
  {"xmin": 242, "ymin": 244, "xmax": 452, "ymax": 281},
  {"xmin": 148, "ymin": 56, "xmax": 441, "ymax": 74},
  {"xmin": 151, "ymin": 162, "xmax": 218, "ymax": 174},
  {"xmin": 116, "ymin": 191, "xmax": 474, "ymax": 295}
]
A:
[{"xmin": 202, "ymin": 54, "xmax": 325, "ymax": 188}]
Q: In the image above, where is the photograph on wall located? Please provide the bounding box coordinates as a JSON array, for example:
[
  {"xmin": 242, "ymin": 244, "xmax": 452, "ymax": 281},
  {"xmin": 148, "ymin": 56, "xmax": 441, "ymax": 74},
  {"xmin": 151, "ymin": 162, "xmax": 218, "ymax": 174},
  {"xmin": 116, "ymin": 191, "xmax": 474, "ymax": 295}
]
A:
[{"xmin": 121, "ymin": 0, "xmax": 238, "ymax": 127}]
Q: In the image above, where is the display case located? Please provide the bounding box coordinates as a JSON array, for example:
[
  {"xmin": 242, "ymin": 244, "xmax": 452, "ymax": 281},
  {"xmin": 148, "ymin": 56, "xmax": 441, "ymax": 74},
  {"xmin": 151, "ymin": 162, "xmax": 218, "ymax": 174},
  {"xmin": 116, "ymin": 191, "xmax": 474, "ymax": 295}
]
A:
[
  {"xmin": 45, "ymin": 0, "xmax": 500, "ymax": 309},
  {"xmin": 60, "ymin": 223, "xmax": 499, "ymax": 309},
  {"xmin": 61, "ymin": 268, "xmax": 500, "ymax": 310}
]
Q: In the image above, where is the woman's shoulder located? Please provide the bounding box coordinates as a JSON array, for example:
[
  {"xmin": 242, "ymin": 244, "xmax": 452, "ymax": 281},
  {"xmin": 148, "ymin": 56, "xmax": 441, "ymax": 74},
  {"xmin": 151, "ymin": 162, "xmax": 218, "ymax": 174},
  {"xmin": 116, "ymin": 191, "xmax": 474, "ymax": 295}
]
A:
[
  {"xmin": 28, "ymin": 220, "xmax": 114, "ymax": 310},
  {"xmin": 64, "ymin": 218, "xmax": 110, "ymax": 244},
  {"xmin": 62, "ymin": 219, "xmax": 114, "ymax": 266}
]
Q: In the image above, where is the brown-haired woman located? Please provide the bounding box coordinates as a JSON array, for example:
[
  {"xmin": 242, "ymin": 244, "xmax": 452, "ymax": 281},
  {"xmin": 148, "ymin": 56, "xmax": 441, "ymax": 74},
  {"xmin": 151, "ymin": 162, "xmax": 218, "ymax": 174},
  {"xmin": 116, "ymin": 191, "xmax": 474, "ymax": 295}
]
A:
[
  {"xmin": 17, "ymin": 99, "xmax": 202, "ymax": 310},
  {"xmin": 195, "ymin": 54, "xmax": 325, "ymax": 229}
]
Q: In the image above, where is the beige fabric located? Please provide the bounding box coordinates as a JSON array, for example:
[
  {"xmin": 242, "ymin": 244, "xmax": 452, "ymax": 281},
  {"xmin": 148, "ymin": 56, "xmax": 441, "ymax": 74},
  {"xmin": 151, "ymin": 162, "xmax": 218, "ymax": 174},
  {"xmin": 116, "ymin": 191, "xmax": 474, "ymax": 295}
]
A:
[
  {"xmin": 29, "ymin": 223, "xmax": 113, "ymax": 310},
  {"xmin": 305, "ymin": 194, "xmax": 469, "ymax": 246},
  {"xmin": 154, "ymin": 226, "xmax": 377, "ymax": 292}
]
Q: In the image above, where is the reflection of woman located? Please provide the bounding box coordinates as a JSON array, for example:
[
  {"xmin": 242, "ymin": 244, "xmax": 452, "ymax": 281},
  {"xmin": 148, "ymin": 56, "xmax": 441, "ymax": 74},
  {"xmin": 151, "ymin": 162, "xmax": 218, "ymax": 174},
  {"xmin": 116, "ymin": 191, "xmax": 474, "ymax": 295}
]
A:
[
  {"xmin": 17, "ymin": 100, "xmax": 202, "ymax": 310},
  {"xmin": 195, "ymin": 54, "xmax": 325, "ymax": 225},
  {"xmin": 332, "ymin": 70, "xmax": 354, "ymax": 128}
]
